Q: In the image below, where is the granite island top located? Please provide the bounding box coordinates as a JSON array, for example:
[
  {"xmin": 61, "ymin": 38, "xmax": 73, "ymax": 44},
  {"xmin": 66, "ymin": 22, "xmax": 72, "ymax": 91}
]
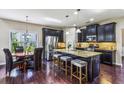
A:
[{"xmin": 54, "ymin": 49, "xmax": 102, "ymax": 58}]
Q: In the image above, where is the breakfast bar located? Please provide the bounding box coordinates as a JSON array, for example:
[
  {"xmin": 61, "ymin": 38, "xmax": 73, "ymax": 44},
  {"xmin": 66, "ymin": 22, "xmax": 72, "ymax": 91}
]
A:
[{"xmin": 54, "ymin": 49, "xmax": 102, "ymax": 82}]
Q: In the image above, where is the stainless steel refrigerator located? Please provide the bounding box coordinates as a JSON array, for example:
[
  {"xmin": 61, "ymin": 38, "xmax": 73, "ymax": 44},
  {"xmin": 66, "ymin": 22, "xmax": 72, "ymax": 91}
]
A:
[{"xmin": 45, "ymin": 36, "xmax": 58, "ymax": 60}]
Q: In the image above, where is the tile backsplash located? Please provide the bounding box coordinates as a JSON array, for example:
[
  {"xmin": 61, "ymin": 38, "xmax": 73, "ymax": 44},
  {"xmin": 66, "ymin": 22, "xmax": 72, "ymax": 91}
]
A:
[{"xmin": 76, "ymin": 42, "xmax": 116, "ymax": 50}]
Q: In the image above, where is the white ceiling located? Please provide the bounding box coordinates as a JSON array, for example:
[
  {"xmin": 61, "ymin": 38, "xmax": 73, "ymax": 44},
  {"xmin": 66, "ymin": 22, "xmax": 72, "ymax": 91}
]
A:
[{"xmin": 0, "ymin": 9, "xmax": 124, "ymax": 28}]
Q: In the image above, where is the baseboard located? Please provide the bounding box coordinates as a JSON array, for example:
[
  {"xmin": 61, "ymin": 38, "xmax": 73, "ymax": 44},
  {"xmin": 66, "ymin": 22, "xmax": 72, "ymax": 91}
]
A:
[
  {"xmin": 114, "ymin": 62, "xmax": 123, "ymax": 67},
  {"xmin": 0, "ymin": 62, "xmax": 5, "ymax": 66}
]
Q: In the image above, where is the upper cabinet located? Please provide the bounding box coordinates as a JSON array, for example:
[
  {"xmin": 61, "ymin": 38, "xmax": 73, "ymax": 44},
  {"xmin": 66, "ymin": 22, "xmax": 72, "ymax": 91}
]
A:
[
  {"xmin": 77, "ymin": 29, "xmax": 86, "ymax": 42},
  {"xmin": 42, "ymin": 28, "xmax": 64, "ymax": 42},
  {"xmin": 97, "ymin": 22, "xmax": 116, "ymax": 42},
  {"xmin": 97, "ymin": 25, "xmax": 105, "ymax": 42},
  {"xmin": 77, "ymin": 22, "xmax": 116, "ymax": 42},
  {"xmin": 58, "ymin": 30, "xmax": 64, "ymax": 42},
  {"xmin": 77, "ymin": 31, "xmax": 82, "ymax": 42},
  {"xmin": 86, "ymin": 24, "xmax": 98, "ymax": 35},
  {"xmin": 104, "ymin": 23, "xmax": 116, "ymax": 42},
  {"xmin": 86, "ymin": 24, "xmax": 99, "ymax": 42},
  {"xmin": 82, "ymin": 29, "xmax": 87, "ymax": 42}
]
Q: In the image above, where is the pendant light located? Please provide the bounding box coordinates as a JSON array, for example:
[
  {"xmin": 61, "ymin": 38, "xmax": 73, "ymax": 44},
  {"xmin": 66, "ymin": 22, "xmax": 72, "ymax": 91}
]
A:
[
  {"xmin": 76, "ymin": 28, "xmax": 81, "ymax": 33},
  {"xmin": 22, "ymin": 16, "xmax": 31, "ymax": 38},
  {"xmin": 65, "ymin": 15, "xmax": 70, "ymax": 35},
  {"xmin": 75, "ymin": 9, "xmax": 81, "ymax": 33}
]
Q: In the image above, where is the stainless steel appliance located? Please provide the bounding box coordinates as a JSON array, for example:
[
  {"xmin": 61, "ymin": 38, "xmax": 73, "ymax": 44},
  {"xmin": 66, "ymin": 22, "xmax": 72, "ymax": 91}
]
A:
[
  {"xmin": 45, "ymin": 36, "xmax": 58, "ymax": 60},
  {"xmin": 86, "ymin": 35, "xmax": 96, "ymax": 41}
]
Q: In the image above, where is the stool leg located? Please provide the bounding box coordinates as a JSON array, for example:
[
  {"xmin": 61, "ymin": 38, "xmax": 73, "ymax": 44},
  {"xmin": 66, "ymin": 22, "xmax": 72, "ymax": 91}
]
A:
[
  {"xmin": 58, "ymin": 58, "xmax": 60, "ymax": 69},
  {"xmin": 53, "ymin": 57, "xmax": 55, "ymax": 68},
  {"xmin": 71, "ymin": 63, "xmax": 73, "ymax": 81},
  {"xmin": 85, "ymin": 64, "xmax": 87, "ymax": 82},
  {"xmin": 65, "ymin": 61, "xmax": 67, "ymax": 77},
  {"xmin": 77, "ymin": 66, "xmax": 78, "ymax": 76},
  {"xmin": 79, "ymin": 67, "xmax": 82, "ymax": 84}
]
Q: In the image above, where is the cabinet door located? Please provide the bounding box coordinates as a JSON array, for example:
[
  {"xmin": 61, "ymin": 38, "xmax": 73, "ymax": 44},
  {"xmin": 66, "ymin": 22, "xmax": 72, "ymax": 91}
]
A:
[
  {"xmin": 82, "ymin": 29, "xmax": 86, "ymax": 42},
  {"xmin": 102, "ymin": 52, "xmax": 112, "ymax": 65},
  {"xmin": 104, "ymin": 23, "xmax": 115, "ymax": 42},
  {"xmin": 97, "ymin": 25, "xmax": 105, "ymax": 42},
  {"xmin": 77, "ymin": 32, "xmax": 82, "ymax": 42},
  {"xmin": 86, "ymin": 25, "xmax": 92, "ymax": 36},
  {"xmin": 87, "ymin": 25, "xmax": 98, "ymax": 35},
  {"xmin": 58, "ymin": 31, "xmax": 63, "ymax": 42}
]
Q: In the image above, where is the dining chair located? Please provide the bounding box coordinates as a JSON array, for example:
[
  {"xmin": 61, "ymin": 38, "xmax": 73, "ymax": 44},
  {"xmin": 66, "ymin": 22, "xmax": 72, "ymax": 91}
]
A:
[
  {"xmin": 27, "ymin": 48, "xmax": 43, "ymax": 71},
  {"xmin": 15, "ymin": 46, "xmax": 24, "ymax": 53},
  {"xmin": 15, "ymin": 46, "xmax": 25, "ymax": 61},
  {"xmin": 3, "ymin": 48, "xmax": 25, "ymax": 76}
]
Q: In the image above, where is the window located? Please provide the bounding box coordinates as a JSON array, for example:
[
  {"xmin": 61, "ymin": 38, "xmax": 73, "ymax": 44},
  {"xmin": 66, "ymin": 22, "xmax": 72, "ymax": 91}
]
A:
[{"xmin": 10, "ymin": 32, "xmax": 37, "ymax": 53}]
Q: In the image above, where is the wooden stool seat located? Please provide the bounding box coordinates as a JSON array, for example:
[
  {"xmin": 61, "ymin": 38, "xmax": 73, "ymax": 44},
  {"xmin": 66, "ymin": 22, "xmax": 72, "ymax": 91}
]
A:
[
  {"xmin": 53, "ymin": 54, "xmax": 62, "ymax": 58},
  {"xmin": 71, "ymin": 59, "xmax": 87, "ymax": 84},
  {"xmin": 60, "ymin": 56, "xmax": 71, "ymax": 62},
  {"xmin": 71, "ymin": 59, "xmax": 86, "ymax": 67}
]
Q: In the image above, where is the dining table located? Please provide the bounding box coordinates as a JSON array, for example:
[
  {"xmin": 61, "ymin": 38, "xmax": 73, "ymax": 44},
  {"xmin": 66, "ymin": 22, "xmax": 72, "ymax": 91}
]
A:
[{"xmin": 12, "ymin": 52, "xmax": 34, "ymax": 72}]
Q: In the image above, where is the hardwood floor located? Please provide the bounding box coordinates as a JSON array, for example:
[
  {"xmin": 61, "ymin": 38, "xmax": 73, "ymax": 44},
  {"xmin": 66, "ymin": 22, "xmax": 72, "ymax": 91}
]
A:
[{"xmin": 0, "ymin": 61, "xmax": 124, "ymax": 84}]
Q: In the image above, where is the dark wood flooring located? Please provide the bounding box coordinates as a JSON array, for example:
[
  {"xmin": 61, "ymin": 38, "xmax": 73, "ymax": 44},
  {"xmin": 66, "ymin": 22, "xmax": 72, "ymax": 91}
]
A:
[{"xmin": 0, "ymin": 61, "xmax": 124, "ymax": 84}]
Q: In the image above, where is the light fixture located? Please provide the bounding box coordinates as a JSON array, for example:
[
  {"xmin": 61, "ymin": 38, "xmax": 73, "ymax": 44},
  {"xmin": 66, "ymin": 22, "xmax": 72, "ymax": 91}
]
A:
[
  {"xmin": 73, "ymin": 24, "xmax": 76, "ymax": 26},
  {"xmin": 76, "ymin": 28, "xmax": 81, "ymax": 33},
  {"xmin": 74, "ymin": 9, "xmax": 81, "ymax": 15},
  {"xmin": 66, "ymin": 31, "xmax": 69, "ymax": 35},
  {"xmin": 22, "ymin": 16, "xmax": 31, "ymax": 48},
  {"xmin": 90, "ymin": 18, "xmax": 94, "ymax": 22},
  {"xmin": 74, "ymin": 9, "xmax": 81, "ymax": 33},
  {"xmin": 74, "ymin": 11, "xmax": 78, "ymax": 15}
]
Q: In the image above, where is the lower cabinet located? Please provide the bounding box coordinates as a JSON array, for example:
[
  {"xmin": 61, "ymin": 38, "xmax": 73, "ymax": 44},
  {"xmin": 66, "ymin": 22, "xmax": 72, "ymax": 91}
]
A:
[
  {"xmin": 95, "ymin": 50, "xmax": 115, "ymax": 65},
  {"xmin": 101, "ymin": 52, "xmax": 113, "ymax": 65}
]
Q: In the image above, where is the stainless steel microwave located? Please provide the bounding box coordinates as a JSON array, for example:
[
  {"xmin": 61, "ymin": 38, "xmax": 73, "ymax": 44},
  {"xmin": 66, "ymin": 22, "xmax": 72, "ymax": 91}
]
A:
[{"xmin": 86, "ymin": 35, "xmax": 96, "ymax": 41}]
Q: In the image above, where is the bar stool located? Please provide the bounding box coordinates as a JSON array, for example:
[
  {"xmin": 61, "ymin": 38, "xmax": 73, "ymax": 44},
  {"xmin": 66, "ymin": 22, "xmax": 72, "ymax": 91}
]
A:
[
  {"xmin": 59, "ymin": 56, "xmax": 72, "ymax": 76},
  {"xmin": 53, "ymin": 53, "xmax": 62, "ymax": 67},
  {"xmin": 71, "ymin": 59, "xmax": 87, "ymax": 84}
]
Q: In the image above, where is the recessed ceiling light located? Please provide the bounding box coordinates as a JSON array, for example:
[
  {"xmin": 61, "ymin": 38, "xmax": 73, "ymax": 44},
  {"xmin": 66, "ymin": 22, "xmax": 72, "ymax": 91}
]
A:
[
  {"xmin": 73, "ymin": 24, "xmax": 76, "ymax": 26},
  {"xmin": 66, "ymin": 32, "xmax": 69, "ymax": 35},
  {"xmin": 74, "ymin": 11, "xmax": 78, "ymax": 15},
  {"xmin": 90, "ymin": 18, "xmax": 94, "ymax": 22}
]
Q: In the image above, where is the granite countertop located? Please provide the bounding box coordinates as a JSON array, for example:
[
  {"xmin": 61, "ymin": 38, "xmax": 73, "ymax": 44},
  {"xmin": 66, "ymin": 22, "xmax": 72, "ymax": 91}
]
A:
[
  {"xmin": 76, "ymin": 47, "xmax": 116, "ymax": 52},
  {"xmin": 54, "ymin": 49, "xmax": 102, "ymax": 58},
  {"xmin": 95, "ymin": 48, "xmax": 116, "ymax": 52}
]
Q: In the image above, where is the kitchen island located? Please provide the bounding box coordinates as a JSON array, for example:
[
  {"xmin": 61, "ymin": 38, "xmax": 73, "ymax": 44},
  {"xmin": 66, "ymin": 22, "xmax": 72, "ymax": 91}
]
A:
[{"xmin": 54, "ymin": 49, "xmax": 102, "ymax": 82}]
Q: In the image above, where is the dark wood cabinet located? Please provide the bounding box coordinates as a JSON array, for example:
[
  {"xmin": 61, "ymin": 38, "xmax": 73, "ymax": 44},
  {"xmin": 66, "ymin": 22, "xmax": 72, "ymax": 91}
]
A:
[
  {"xmin": 97, "ymin": 22, "xmax": 116, "ymax": 42},
  {"xmin": 95, "ymin": 49, "xmax": 115, "ymax": 65},
  {"xmin": 86, "ymin": 24, "xmax": 98, "ymax": 36},
  {"xmin": 102, "ymin": 52, "xmax": 112, "ymax": 65},
  {"xmin": 77, "ymin": 29, "xmax": 86, "ymax": 42},
  {"xmin": 77, "ymin": 32, "xmax": 82, "ymax": 42},
  {"xmin": 97, "ymin": 25, "xmax": 105, "ymax": 42},
  {"xmin": 82, "ymin": 29, "xmax": 87, "ymax": 42},
  {"xmin": 86, "ymin": 24, "xmax": 99, "ymax": 42},
  {"xmin": 104, "ymin": 23, "xmax": 116, "ymax": 42},
  {"xmin": 77, "ymin": 22, "xmax": 116, "ymax": 42},
  {"xmin": 58, "ymin": 30, "xmax": 64, "ymax": 42}
]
